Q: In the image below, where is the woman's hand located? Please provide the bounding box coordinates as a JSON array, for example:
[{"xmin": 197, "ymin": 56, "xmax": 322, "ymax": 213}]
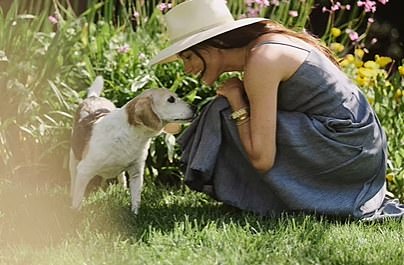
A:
[{"xmin": 216, "ymin": 77, "xmax": 248, "ymax": 110}]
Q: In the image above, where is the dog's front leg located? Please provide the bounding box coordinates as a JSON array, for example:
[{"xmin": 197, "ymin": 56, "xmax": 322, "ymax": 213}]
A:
[{"xmin": 127, "ymin": 164, "xmax": 144, "ymax": 214}]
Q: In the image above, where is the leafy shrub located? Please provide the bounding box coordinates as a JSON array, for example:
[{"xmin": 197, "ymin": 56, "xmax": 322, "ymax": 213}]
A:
[{"xmin": 0, "ymin": 1, "xmax": 81, "ymax": 181}]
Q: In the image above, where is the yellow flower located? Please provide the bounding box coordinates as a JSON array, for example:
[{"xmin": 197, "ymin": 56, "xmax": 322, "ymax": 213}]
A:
[
  {"xmin": 395, "ymin": 89, "xmax": 402, "ymax": 101},
  {"xmin": 345, "ymin": 54, "xmax": 355, "ymax": 62},
  {"xmin": 358, "ymin": 68, "xmax": 369, "ymax": 77},
  {"xmin": 354, "ymin": 48, "xmax": 365, "ymax": 59},
  {"xmin": 399, "ymin": 66, "xmax": 404, "ymax": 76},
  {"xmin": 356, "ymin": 75, "xmax": 369, "ymax": 87},
  {"xmin": 386, "ymin": 173, "xmax": 394, "ymax": 182},
  {"xmin": 367, "ymin": 96, "xmax": 374, "ymax": 105},
  {"xmin": 375, "ymin": 55, "xmax": 392, "ymax": 68},
  {"xmin": 359, "ymin": 67, "xmax": 380, "ymax": 80},
  {"xmin": 330, "ymin": 42, "xmax": 344, "ymax": 53},
  {"xmin": 339, "ymin": 59, "xmax": 350, "ymax": 67},
  {"xmin": 364, "ymin": 60, "xmax": 379, "ymax": 69},
  {"xmin": 354, "ymin": 59, "xmax": 363, "ymax": 68},
  {"xmin": 331, "ymin": 27, "xmax": 341, "ymax": 38}
]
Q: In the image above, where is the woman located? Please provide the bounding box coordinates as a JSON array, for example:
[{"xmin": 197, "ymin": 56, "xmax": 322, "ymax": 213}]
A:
[{"xmin": 150, "ymin": 0, "xmax": 403, "ymax": 220}]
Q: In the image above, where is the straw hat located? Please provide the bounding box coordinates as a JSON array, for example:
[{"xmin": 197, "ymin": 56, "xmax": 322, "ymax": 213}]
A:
[{"xmin": 149, "ymin": 0, "xmax": 268, "ymax": 65}]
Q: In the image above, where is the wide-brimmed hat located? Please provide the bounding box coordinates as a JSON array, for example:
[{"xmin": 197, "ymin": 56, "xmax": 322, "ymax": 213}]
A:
[{"xmin": 149, "ymin": 0, "xmax": 268, "ymax": 65}]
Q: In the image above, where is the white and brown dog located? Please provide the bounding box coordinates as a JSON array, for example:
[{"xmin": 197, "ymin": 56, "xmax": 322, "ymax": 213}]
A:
[{"xmin": 69, "ymin": 76, "xmax": 194, "ymax": 214}]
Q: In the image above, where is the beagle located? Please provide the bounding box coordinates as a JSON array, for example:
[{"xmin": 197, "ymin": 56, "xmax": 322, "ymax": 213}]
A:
[{"xmin": 69, "ymin": 76, "xmax": 194, "ymax": 214}]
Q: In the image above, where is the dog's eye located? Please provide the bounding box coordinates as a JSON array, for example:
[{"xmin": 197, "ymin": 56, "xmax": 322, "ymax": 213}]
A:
[{"xmin": 167, "ymin": 96, "xmax": 176, "ymax": 103}]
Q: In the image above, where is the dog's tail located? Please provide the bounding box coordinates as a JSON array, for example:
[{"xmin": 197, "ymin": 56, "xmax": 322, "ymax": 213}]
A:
[{"xmin": 87, "ymin": 76, "xmax": 104, "ymax": 98}]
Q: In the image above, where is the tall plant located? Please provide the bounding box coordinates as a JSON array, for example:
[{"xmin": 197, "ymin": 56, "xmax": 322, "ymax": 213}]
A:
[{"xmin": 0, "ymin": 0, "xmax": 81, "ymax": 179}]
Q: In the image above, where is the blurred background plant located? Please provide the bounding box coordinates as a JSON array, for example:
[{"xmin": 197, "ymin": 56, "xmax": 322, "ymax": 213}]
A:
[{"xmin": 0, "ymin": 0, "xmax": 402, "ymax": 198}]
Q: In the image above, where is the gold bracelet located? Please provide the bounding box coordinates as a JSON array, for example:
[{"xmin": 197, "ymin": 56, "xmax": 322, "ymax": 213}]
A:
[
  {"xmin": 236, "ymin": 116, "xmax": 250, "ymax": 126},
  {"xmin": 231, "ymin": 107, "xmax": 248, "ymax": 120},
  {"xmin": 230, "ymin": 107, "xmax": 249, "ymax": 120}
]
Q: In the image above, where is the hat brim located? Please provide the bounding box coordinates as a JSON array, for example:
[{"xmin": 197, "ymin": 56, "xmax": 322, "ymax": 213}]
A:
[{"xmin": 149, "ymin": 17, "xmax": 268, "ymax": 66}]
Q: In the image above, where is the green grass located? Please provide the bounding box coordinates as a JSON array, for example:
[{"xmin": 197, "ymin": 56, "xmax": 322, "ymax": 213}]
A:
[{"xmin": 0, "ymin": 178, "xmax": 403, "ymax": 265}]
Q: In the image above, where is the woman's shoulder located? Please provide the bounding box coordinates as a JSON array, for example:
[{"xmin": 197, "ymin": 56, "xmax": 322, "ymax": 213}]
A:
[
  {"xmin": 253, "ymin": 34, "xmax": 312, "ymax": 50},
  {"xmin": 247, "ymin": 35, "xmax": 310, "ymax": 81}
]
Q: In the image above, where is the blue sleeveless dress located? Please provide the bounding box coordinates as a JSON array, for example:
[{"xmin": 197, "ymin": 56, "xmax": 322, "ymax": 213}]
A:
[{"xmin": 178, "ymin": 42, "xmax": 389, "ymax": 218}]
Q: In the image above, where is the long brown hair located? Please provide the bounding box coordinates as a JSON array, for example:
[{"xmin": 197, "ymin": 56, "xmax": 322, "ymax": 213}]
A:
[{"xmin": 193, "ymin": 20, "xmax": 340, "ymax": 67}]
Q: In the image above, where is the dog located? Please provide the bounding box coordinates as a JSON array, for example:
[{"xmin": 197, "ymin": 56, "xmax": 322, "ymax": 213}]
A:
[{"xmin": 69, "ymin": 76, "xmax": 194, "ymax": 214}]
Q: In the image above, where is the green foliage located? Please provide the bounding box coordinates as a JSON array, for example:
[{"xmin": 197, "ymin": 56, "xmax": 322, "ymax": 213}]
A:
[
  {"xmin": 227, "ymin": 0, "xmax": 315, "ymax": 29},
  {"xmin": 0, "ymin": 0, "xmax": 81, "ymax": 178},
  {"xmin": 341, "ymin": 54, "xmax": 404, "ymax": 199},
  {"xmin": 373, "ymin": 74, "xmax": 404, "ymax": 199}
]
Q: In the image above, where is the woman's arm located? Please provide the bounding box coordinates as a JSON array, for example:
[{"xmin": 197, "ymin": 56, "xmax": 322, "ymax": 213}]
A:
[{"xmin": 218, "ymin": 44, "xmax": 306, "ymax": 173}]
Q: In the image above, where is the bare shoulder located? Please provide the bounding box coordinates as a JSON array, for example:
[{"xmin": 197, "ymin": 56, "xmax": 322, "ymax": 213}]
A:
[{"xmin": 246, "ymin": 35, "xmax": 310, "ymax": 82}]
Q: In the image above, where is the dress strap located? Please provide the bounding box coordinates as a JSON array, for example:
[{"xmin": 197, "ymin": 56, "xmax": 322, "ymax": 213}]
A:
[{"xmin": 256, "ymin": 41, "xmax": 311, "ymax": 53}]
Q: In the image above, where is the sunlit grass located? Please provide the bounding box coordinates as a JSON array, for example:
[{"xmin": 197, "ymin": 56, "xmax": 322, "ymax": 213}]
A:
[{"xmin": 0, "ymin": 179, "xmax": 403, "ymax": 265}]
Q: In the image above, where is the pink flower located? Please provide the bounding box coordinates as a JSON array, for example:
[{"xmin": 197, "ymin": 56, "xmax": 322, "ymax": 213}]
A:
[
  {"xmin": 245, "ymin": 0, "xmax": 270, "ymax": 7},
  {"xmin": 345, "ymin": 4, "xmax": 351, "ymax": 10},
  {"xmin": 289, "ymin": 10, "xmax": 298, "ymax": 17},
  {"xmin": 48, "ymin": 13, "xmax": 59, "ymax": 24},
  {"xmin": 271, "ymin": 0, "xmax": 280, "ymax": 6},
  {"xmin": 357, "ymin": 0, "xmax": 377, "ymax": 13},
  {"xmin": 117, "ymin": 44, "xmax": 130, "ymax": 54},
  {"xmin": 348, "ymin": 30, "xmax": 359, "ymax": 41},
  {"xmin": 378, "ymin": 0, "xmax": 388, "ymax": 4},
  {"xmin": 157, "ymin": 3, "xmax": 172, "ymax": 13},
  {"xmin": 331, "ymin": 2, "xmax": 342, "ymax": 11},
  {"xmin": 257, "ymin": 0, "xmax": 270, "ymax": 6},
  {"xmin": 246, "ymin": 7, "xmax": 259, "ymax": 17}
]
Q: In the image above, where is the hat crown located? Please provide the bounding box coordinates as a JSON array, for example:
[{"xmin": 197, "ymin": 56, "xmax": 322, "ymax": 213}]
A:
[{"xmin": 165, "ymin": 0, "xmax": 234, "ymax": 42}]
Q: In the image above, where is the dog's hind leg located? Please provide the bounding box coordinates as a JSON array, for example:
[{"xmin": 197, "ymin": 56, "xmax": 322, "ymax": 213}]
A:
[
  {"xmin": 71, "ymin": 168, "xmax": 94, "ymax": 210},
  {"xmin": 69, "ymin": 149, "xmax": 79, "ymax": 198}
]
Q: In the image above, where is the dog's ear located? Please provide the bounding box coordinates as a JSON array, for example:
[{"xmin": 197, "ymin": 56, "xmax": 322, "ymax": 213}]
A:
[{"xmin": 127, "ymin": 97, "xmax": 163, "ymax": 131}]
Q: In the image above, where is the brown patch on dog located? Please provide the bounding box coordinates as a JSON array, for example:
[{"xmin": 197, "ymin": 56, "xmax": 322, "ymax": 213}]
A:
[
  {"xmin": 81, "ymin": 143, "xmax": 90, "ymax": 161},
  {"xmin": 126, "ymin": 97, "xmax": 163, "ymax": 131},
  {"xmin": 126, "ymin": 98, "xmax": 141, "ymax": 126}
]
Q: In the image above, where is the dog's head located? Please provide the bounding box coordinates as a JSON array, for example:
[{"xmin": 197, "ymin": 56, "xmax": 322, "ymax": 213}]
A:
[{"xmin": 126, "ymin": 89, "xmax": 194, "ymax": 132}]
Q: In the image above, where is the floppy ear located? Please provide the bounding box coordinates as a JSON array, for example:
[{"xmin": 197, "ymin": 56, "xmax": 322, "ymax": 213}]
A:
[{"xmin": 127, "ymin": 97, "xmax": 163, "ymax": 131}]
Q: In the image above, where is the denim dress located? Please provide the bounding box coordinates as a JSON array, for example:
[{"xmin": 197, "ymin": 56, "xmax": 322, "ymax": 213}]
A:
[{"xmin": 178, "ymin": 42, "xmax": 389, "ymax": 218}]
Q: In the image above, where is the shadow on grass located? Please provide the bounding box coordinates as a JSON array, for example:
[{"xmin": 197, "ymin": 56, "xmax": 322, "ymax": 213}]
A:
[
  {"xmin": 0, "ymin": 177, "xmax": 366, "ymax": 249},
  {"xmin": 0, "ymin": 179, "xmax": 81, "ymax": 248},
  {"xmin": 0, "ymin": 178, "xmax": 245, "ymax": 248}
]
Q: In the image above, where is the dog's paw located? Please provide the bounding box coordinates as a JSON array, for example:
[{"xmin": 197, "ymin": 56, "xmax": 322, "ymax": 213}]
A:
[
  {"xmin": 131, "ymin": 206, "xmax": 139, "ymax": 215},
  {"xmin": 131, "ymin": 202, "xmax": 141, "ymax": 215},
  {"xmin": 71, "ymin": 198, "xmax": 83, "ymax": 211}
]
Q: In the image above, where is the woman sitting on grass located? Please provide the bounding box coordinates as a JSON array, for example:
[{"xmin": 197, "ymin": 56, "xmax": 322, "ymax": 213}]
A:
[{"xmin": 149, "ymin": 0, "xmax": 404, "ymax": 221}]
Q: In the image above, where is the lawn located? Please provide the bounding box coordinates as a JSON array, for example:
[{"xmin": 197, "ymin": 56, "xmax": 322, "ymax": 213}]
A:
[{"xmin": 0, "ymin": 179, "xmax": 403, "ymax": 265}]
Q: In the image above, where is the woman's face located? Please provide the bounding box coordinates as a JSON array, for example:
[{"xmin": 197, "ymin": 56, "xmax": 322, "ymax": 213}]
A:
[{"xmin": 179, "ymin": 47, "xmax": 222, "ymax": 86}]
